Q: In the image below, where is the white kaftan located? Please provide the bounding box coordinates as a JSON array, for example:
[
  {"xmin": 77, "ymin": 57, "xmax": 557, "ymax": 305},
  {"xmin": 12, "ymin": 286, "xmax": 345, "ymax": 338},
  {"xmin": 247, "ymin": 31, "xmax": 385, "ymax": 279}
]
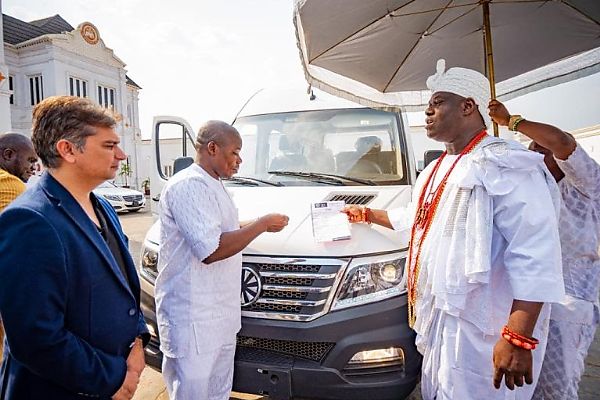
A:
[
  {"xmin": 389, "ymin": 136, "xmax": 565, "ymax": 400},
  {"xmin": 533, "ymin": 144, "xmax": 600, "ymax": 400},
  {"xmin": 156, "ymin": 163, "xmax": 242, "ymax": 400}
]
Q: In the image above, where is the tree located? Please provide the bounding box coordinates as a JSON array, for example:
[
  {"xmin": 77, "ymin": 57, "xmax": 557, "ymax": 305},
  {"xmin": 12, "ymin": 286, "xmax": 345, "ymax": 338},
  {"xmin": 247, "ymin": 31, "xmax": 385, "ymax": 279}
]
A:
[
  {"xmin": 141, "ymin": 177, "xmax": 150, "ymax": 195},
  {"xmin": 119, "ymin": 162, "xmax": 132, "ymax": 187}
]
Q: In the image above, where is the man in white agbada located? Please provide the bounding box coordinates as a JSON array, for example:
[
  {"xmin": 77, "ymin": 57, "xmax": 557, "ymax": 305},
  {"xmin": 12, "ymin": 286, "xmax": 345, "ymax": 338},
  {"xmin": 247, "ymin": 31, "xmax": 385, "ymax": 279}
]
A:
[
  {"xmin": 489, "ymin": 100, "xmax": 600, "ymax": 399},
  {"xmin": 344, "ymin": 60, "xmax": 565, "ymax": 399},
  {"xmin": 155, "ymin": 120, "xmax": 289, "ymax": 400}
]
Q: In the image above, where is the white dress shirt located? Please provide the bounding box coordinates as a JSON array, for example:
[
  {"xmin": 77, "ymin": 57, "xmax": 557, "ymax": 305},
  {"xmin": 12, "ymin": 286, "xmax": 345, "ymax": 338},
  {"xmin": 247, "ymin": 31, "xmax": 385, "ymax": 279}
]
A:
[
  {"xmin": 555, "ymin": 144, "xmax": 600, "ymax": 304},
  {"xmin": 156, "ymin": 163, "xmax": 242, "ymax": 358}
]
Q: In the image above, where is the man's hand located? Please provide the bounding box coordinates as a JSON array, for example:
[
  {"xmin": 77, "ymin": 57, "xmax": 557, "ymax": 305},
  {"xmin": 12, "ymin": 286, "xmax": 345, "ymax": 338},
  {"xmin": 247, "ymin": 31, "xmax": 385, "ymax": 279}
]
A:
[
  {"xmin": 127, "ymin": 338, "xmax": 145, "ymax": 376},
  {"xmin": 493, "ymin": 300, "xmax": 543, "ymax": 390},
  {"xmin": 342, "ymin": 205, "xmax": 363, "ymax": 223},
  {"xmin": 492, "ymin": 336, "xmax": 534, "ymax": 390},
  {"xmin": 488, "ymin": 99, "xmax": 511, "ymax": 127},
  {"xmin": 111, "ymin": 370, "xmax": 140, "ymax": 400},
  {"xmin": 258, "ymin": 213, "xmax": 289, "ymax": 232},
  {"xmin": 112, "ymin": 338, "xmax": 145, "ymax": 400}
]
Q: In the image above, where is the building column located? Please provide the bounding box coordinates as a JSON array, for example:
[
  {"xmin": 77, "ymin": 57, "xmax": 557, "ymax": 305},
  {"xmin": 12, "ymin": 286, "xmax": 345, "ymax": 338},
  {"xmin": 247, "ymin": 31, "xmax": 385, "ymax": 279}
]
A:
[{"xmin": 0, "ymin": 0, "xmax": 13, "ymax": 132}]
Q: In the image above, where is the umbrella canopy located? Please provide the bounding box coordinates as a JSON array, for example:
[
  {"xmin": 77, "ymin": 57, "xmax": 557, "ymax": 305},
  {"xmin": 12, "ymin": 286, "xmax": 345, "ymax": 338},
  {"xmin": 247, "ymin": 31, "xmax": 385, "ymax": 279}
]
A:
[{"xmin": 294, "ymin": 0, "xmax": 600, "ymax": 110}]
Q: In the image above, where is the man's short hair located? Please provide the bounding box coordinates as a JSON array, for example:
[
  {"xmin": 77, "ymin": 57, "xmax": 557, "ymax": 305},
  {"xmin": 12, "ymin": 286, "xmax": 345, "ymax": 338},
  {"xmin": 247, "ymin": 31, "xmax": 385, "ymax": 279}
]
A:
[
  {"xmin": 32, "ymin": 96, "xmax": 116, "ymax": 168},
  {"xmin": 0, "ymin": 132, "xmax": 34, "ymax": 153},
  {"xmin": 196, "ymin": 120, "xmax": 239, "ymax": 149}
]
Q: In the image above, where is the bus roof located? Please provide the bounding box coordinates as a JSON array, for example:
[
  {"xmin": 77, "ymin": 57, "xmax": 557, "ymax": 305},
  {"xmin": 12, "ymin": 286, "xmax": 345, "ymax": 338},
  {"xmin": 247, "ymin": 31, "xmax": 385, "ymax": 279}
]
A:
[{"xmin": 236, "ymin": 87, "xmax": 366, "ymax": 119}]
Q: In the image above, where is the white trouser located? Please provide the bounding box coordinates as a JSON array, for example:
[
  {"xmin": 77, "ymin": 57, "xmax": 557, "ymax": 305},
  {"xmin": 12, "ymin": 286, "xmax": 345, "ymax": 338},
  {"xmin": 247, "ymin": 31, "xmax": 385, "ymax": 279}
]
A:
[
  {"xmin": 163, "ymin": 342, "xmax": 236, "ymax": 400},
  {"xmin": 420, "ymin": 308, "xmax": 549, "ymax": 400}
]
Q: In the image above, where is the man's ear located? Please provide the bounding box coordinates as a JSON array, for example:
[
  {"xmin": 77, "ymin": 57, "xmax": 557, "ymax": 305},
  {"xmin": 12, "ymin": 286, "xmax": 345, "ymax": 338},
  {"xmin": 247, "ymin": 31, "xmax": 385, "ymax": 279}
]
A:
[
  {"xmin": 463, "ymin": 98, "xmax": 481, "ymax": 118},
  {"xmin": 207, "ymin": 141, "xmax": 218, "ymax": 156},
  {"xmin": 1, "ymin": 148, "xmax": 15, "ymax": 162},
  {"xmin": 55, "ymin": 139, "xmax": 78, "ymax": 164}
]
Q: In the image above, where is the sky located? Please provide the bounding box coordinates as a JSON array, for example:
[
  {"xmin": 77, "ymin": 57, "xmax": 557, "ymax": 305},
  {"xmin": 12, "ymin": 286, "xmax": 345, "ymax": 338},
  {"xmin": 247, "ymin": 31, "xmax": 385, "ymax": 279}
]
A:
[
  {"xmin": 3, "ymin": 0, "xmax": 600, "ymax": 139},
  {"xmin": 3, "ymin": 0, "xmax": 307, "ymax": 138}
]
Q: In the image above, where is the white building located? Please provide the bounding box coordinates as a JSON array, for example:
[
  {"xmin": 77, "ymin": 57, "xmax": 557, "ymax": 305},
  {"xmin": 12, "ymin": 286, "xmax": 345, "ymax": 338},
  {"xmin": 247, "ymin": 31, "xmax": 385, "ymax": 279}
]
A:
[
  {"xmin": 0, "ymin": 1, "xmax": 10, "ymax": 133},
  {"xmin": 0, "ymin": 9, "xmax": 144, "ymax": 188}
]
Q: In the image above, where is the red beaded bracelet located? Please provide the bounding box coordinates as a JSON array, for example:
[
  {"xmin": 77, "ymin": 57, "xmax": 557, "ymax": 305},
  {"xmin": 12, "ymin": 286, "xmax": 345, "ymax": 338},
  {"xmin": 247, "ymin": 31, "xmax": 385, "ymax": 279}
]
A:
[
  {"xmin": 362, "ymin": 207, "xmax": 372, "ymax": 224},
  {"xmin": 501, "ymin": 325, "xmax": 539, "ymax": 350}
]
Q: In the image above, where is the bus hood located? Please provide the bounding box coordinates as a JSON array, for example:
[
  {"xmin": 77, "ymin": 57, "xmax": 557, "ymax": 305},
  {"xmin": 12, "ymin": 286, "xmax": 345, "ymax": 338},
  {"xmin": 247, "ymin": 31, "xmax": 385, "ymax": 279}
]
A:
[
  {"xmin": 234, "ymin": 185, "xmax": 411, "ymax": 258},
  {"xmin": 145, "ymin": 185, "xmax": 412, "ymax": 258}
]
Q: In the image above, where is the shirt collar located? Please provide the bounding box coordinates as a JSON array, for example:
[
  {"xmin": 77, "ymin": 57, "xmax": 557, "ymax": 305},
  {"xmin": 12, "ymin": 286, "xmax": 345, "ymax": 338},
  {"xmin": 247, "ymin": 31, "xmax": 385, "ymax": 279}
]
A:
[{"xmin": 190, "ymin": 163, "xmax": 224, "ymax": 191}]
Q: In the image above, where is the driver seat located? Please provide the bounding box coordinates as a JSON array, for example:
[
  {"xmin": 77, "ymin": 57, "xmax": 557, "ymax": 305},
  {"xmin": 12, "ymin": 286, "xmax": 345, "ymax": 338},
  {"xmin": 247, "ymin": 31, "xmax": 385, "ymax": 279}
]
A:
[{"xmin": 269, "ymin": 135, "xmax": 307, "ymax": 171}]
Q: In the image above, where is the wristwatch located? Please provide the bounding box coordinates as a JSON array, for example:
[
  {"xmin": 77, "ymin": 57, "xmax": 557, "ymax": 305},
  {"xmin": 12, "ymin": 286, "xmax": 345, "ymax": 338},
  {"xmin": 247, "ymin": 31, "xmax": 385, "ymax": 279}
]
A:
[{"xmin": 508, "ymin": 115, "xmax": 525, "ymax": 131}]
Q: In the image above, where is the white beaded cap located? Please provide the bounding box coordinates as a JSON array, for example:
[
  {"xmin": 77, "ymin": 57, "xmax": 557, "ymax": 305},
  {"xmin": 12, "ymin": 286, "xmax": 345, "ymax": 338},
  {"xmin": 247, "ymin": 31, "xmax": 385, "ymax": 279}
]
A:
[{"xmin": 426, "ymin": 59, "xmax": 492, "ymax": 128}]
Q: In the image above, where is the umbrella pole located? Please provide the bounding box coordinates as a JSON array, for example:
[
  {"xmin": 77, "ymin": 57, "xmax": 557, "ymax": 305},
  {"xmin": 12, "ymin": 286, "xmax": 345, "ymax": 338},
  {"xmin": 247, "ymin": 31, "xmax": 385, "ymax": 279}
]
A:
[{"xmin": 483, "ymin": 1, "xmax": 499, "ymax": 137}]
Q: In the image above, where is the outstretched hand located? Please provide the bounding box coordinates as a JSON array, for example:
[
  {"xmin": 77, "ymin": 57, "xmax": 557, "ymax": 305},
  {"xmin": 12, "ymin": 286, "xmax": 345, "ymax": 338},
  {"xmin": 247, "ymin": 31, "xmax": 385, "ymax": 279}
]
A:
[
  {"xmin": 259, "ymin": 213, "xmax": 289, "ymax": 232},
  {"xmin": 342, "ymin": 205, "xmax": 364, "ymax": 223},
  {"xmin": 488, "ymin": 99, "xmax": 511, "ymax": 127},
  {"xmin": 492, "ymin": 337, "xmax": 534, "ymax": 390}
]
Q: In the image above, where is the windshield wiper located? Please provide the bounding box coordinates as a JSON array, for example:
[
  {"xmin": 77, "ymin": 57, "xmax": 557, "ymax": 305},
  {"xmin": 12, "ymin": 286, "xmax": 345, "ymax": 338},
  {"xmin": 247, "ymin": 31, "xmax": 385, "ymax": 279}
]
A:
[
  {"xmin": 268, "ymin": 171, "xmax": 375, "ymax": 186},
  {"xmin": 268, "ymin": 171, "xmax": 343, "ymax": 185},
  {"xmin": 225, "ymin": 176, "xmax": 282, "ymax": 187},
  {"xmin": 306, "ymin": 172, "xmax": 376, "ymax": 186}
]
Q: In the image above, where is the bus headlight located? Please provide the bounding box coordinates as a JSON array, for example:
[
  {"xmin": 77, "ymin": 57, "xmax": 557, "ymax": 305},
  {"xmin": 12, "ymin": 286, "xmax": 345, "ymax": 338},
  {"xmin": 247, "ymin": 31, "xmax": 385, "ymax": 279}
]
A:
[
  {"xmin": 332, "ymin": 253, "xmax": 406, "ymax": 310},
  {"xmin": 140, "ymin": 245, "xmax": 159, "ymax": 283}
]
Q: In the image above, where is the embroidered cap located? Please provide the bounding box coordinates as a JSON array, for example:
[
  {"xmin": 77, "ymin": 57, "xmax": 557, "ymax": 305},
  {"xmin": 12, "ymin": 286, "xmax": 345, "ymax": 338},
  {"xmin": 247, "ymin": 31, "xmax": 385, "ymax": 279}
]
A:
[{"xmin": 426, "ymin": 59, "xmax": 492, "ymax": 128}]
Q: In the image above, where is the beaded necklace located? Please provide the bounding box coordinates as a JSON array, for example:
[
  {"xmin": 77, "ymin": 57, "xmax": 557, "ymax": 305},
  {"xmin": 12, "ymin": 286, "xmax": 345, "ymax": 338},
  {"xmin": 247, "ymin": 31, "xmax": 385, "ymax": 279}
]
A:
[{"xmin": 407, "ymin": 129, "xmax": 488, "ymax": 327}]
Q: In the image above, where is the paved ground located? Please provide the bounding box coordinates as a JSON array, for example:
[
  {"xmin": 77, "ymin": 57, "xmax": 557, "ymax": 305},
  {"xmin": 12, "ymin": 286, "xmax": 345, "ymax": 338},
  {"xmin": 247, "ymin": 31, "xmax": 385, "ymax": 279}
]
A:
[{"xmin": 120, "ymin": 204, "xmax": 600, "ymax": 399}]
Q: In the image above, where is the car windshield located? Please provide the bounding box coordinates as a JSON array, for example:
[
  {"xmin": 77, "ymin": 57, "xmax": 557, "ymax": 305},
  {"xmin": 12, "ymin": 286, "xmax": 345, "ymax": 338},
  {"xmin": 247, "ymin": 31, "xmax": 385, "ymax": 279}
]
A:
[{"xmin": 233, "ymin": 108, "xmax": 407, "ymax": 186}]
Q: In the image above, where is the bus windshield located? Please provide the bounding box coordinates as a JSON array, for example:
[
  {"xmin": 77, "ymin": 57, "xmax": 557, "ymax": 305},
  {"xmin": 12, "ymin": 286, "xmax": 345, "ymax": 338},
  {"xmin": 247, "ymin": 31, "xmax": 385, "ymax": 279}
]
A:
[{"xmin": 233, "ymin": 108, "xmax": 408, "ymax": 186}]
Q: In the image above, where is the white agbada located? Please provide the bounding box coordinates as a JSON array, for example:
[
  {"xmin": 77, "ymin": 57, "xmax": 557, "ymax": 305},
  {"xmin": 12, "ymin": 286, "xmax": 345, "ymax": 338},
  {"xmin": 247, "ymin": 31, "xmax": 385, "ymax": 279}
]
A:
[
  {"xmin": 533, "ymin": 144, "xmax": 600, "ymax": 400},
  {"xmin": 156, "ymin": 163, "xmax": 241, "ymax": 400},
  {"xmin": 389, "ymin": 136, "xmax": 565, "ymax": 400}
]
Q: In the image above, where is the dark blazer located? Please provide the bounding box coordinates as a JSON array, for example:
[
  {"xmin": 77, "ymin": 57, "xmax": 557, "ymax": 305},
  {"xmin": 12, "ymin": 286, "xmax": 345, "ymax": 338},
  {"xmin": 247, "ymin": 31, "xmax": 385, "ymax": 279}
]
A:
[{"xmin": 0, "ymin": 173, "xmax": 148, "ymax": 399}]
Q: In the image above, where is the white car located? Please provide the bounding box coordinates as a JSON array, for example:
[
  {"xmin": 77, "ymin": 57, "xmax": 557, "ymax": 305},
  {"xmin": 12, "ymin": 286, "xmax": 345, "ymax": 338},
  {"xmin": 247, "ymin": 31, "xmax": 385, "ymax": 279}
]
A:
[{"xmin": 93, "ymin": 181, "xmax": 146, "ymax": 213}]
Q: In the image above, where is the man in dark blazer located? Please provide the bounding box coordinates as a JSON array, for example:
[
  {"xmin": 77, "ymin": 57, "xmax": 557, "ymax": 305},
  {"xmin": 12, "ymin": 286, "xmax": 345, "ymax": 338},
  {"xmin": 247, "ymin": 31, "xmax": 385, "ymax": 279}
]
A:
[{"xmin": 0, "ymin": 96, "xmax": 149, "ymax": 399}]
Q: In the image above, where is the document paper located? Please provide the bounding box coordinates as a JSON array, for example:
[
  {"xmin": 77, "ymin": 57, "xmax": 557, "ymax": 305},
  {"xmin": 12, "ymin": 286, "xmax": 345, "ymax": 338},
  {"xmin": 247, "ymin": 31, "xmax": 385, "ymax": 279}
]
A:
[{"xmin": 311, "ymin": 201, "xmax": 351, "ymax": 243}]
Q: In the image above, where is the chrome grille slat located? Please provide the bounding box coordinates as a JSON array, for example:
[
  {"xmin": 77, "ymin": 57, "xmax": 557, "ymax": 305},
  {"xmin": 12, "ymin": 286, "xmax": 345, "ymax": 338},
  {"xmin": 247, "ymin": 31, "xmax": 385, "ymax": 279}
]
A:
[
  {"xmin": 264, "ymin": 276, "xmax": 314, "ymax": 286},
  {"xmin": 262, "ymin": 285, "xmax": 330, "ymax": 293},
  {"xmin": 260, "ymin": 271, "xmax": 337, "ymax": 280},
  {"xmin": 262, "ymin": 289, "xmax": 308, "ymax": 300},
  {"xmin": 241, "ymin": 257, "xmax": 348, "ymax": 322},
  {"xmin": 246, "ymin": 303, "xmax": 302, "ymax": 313},
  {"xmin": 257, "ymin": 263, "xmax": 321, "ymax": 273},
  {"xmin": 257, "ymin": 298, "xmax": 327, "ymax": 307}
]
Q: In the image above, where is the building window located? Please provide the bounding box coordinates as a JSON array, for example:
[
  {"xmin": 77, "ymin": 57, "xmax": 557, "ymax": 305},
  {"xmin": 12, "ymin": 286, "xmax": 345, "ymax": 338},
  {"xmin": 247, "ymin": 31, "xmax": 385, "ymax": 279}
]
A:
[
  {"xmin": 8, "ymin": 76, "xmax": 14, "ymax": 105},
  {"xmin": 127, "ymin": 105, "xmax": 131, "ymax": 123},
  {"xmin": 69, "ymin": 77, "xmax": 88, "ymax": 98},
  {"xmin": 29, "ymin": 75, "xmax": 44, "ymax": 106},
  {"xmin": 97, "ymin": 85, "xmax": 115, "ymax": 109}
]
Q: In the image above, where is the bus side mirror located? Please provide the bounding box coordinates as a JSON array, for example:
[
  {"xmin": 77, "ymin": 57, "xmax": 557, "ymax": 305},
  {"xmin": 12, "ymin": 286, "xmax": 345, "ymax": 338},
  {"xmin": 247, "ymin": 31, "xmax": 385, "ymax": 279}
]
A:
[{"xmin": 423, "ymin": 150, "xmax": 443, "ymax": 169}]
